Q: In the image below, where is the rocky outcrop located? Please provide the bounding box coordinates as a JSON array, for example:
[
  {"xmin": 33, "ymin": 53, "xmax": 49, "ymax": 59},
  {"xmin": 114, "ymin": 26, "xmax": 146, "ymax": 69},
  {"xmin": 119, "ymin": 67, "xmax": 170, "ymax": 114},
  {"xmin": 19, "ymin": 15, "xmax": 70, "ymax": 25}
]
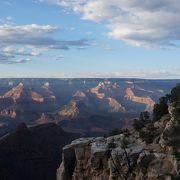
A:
[
  {"xmin": 125, "ymin": 88, "xmax": 155, "ymax": 112},
  {"xmin": 0, "ymin": 109, "xmax": 16, "ymax": 118},
  {"xmin": 159, "ymin": 100, "xmax": 180, "ymax": 149},
  {"xmin": 57, "ymin": 90, "xmax": 180, "ymax": 180},
  {"xmin": 90, "ymin": 82, "xmax": 105, "ymax": 99},
  {"xmin": 42, "ymin": 82, "xmax": 50, "ymax": 91},
  {"xmin": 57, "ymin": 135, "xmax": 179, "ymax": 180},
  {"xmin": 0, "ymin": 83, "xmax": 24, "ymax": 102},
  {"xmin": 106, "ymin": 97, "xmax": 125, "ymax": 112},
  {"xmin": 37, "ymin": 113, "xmax": 52, "ymax": 124},
  {"xmin": 31, "ymin": 91, "xmax": 44, "ymax": 103},
  {"xmin": 73, "ymin": 91, "xmax": 86, "ymax": 101},
  {"xmin": 90, "ymin": 81, "xmax": 119, "ymax": 100},
  {"xmin": 59, "ymin": 101, "xmax": 79, "ymax": 120}
]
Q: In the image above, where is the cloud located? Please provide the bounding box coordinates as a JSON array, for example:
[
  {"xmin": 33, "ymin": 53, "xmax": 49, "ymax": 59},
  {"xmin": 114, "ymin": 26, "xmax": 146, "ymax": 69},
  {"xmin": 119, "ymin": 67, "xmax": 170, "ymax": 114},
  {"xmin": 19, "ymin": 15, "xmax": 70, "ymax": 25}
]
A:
[
  {"xmin": 0, "ymin": 24, "xmax": 89, "ymax": 64},
  {"xmin": 0, "ymin": 24, "xmax": 88, "ymax": 49},
  {"xmin": 65, "ymin": 69, "xmax": 180, "ymax": 79},
  {"xmin": 43, "ymin": 0, "xmax": 180, "ymax": 48},
  {"xmin": 0, "ymin": 53, "xmax": 31, "ymax": 64}
]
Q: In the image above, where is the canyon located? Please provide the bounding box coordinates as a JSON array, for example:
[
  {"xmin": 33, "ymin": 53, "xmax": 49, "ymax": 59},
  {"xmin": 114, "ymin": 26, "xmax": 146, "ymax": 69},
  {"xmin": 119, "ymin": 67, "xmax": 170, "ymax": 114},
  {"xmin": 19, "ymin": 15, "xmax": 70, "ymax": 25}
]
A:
[
  {"xmin": 57, "ymin": 90, "xmax": 180, "ymax": 180},
  {"xmin": 0, "ymin": 78, "xmax": 178, "ymax": 136}
]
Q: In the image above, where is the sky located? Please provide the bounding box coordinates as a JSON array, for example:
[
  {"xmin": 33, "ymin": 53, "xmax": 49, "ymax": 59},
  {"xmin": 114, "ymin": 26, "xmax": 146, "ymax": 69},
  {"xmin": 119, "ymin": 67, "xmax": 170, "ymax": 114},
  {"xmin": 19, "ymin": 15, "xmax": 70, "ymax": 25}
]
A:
[{"xmin": 0, "ymin": 0, "xmax": 180, "ymax": 79}]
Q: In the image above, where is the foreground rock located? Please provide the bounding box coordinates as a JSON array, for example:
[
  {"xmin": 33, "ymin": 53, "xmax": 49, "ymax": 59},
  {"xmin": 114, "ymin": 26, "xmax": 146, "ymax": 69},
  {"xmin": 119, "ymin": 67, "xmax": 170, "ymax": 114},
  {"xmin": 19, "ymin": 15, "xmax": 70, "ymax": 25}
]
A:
[
  {"xmin": 57, "ymin": 96, "xmax": 180, "ymax": 180},
  {"xmin": 57, "ymin": 135, "xmax": 179, "ymax": 180}
]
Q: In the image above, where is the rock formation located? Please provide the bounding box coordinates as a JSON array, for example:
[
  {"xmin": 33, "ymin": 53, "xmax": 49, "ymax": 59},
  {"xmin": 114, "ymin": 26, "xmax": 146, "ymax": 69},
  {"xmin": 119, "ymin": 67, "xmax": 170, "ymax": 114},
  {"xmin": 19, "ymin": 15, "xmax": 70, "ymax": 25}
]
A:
[
  {"xmin": 90, "ymin": 82, "xmax": 106, "ymax": 99},
  {"xmin": 125, "ymin": 88, "xmax": 155, "ymax": 112},
  {"xmin": 59, "ymin": 101, "xmax": 79, "ymax": 120},
  {"xmin": 57, "ymin": 134, "xmax": 179, "ymax": 180},
  {"xmin": 0, "ymin": 109, "xmax": 16, "ymax": 118},
  {"xmin": 42, "ymin": 82, "xmax": 50, "ymax": 91},
  {"xmin": 0, "ymin": 83, "xmax": 24, "ymax": 102},
  {"xmin": 73, "ymin": 91, "xmax": 86, "ymax": 100},
  {"xmin": 106, "ymin": 97, "xmax": 125, "ymax": 112},
  {"xmin": 57, "ymin": 86, "xmax": 180, "ymax": 180},
  {"xmin": 31, "ymin": 90, "xmax": 44, "ymax": 103}
]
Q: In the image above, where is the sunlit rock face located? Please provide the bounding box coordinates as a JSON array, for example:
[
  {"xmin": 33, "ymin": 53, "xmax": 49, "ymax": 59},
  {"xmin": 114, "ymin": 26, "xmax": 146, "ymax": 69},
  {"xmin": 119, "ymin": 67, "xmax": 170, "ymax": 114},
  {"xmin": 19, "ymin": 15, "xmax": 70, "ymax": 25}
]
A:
[
  {"xmin": 90, "ymin": 82, "xmax": 106, "ymax": 99},
  {"xmin": 73, "ymin": 91, "xmax": 86, "ymax": 101},
  {"xmin": 0, "ymin": 79, "xmax": 178, "ymax": 136},
  {"xmin": 0, "ymin": 83, "xmax": 24, "ymax": 102},
  {"xmin": 0, "ymin": 109, "xmax": 16, "ymax": 118},
  {"xmin": 31, "ymin": 90, "xmax": 44, "ymax": 103},
  {"xmin": 125, "ymin": 88, "xmax": 155, "ymax": 112},
  {"xmin": 106, "ymin": 97, "xmax": 126, "ymax": 112},
  {"xmin": 58, "ymin": 101, "xmax": 79, "ymax": 120},
  {"xmin": 42, "ymin": 82, "xmax": 50, "ymax": 91}
]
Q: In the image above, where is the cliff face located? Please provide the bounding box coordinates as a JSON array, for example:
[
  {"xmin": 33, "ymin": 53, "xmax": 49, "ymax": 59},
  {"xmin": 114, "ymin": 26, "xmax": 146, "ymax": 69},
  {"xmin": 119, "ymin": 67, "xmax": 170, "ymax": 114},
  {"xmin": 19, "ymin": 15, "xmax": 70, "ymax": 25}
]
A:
[
  {"xmin": 0, "ymin": 109, "xmax": 16, "ymax": 118},
  {"xmin": 57, "ymin": 102, "xmax": 180, "ymax": 180},
  {"xmin": 0, "ymin": 83, "xmax": 24, "ymax": 102},
  {"xmin": 106, "ymin": 97, "xmax": 125, "ymax": 113},
  {"xmin": 31, "ymin": 90, "xmax": 44, "ymax": 103},
  {"xmin": 125, "ymin": 88, "xmax": 155, "ymax": 112},
  {"xmin": 58, "ymin": 101, "xmax": 79, "ymax": 120},
  {"xmin": 57, "ymin": 136, "xmax": 179, "ymax": 180}
]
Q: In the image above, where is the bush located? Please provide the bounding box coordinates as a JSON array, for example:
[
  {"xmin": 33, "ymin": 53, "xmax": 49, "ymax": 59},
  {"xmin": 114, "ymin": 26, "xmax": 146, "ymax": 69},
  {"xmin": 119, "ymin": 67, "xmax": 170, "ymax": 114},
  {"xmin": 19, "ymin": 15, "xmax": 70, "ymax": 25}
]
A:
[
  {"xmin": 153, "ymin": 96, "xmax": 169, "ymax": 121},
  {"xmin": 133, "ymin": 112, "xmax": 150, "ymax": 131},
  {"xmin": 139, "ymin": 123, "xmax": 158, "ymax": 144},
  {"xmin": 171, "ymin": 84, "xmax": 180, "ymax": 103},
  {"xmin": 133, "ymin": 119, "xmax": 145, "ymax": 131},
  {"xmin": 108, "ymin": 142, "xmax": 116, "ymax": 149},
  {"xmin": 109, "ymin": 128, "xmax": 130, "ymax": 137},
  {"xmin": 173, "ymin": 150, "xmax": 180, "ymax": 161},
  {"xmin": 109, "ymin": 129, "xmax": 123, "ymax": 136}
]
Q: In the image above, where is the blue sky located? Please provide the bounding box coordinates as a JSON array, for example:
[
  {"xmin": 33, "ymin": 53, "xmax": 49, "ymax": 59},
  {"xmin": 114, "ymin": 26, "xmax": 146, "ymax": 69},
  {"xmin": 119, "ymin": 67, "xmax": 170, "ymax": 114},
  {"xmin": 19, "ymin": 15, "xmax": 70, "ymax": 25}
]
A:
[{"xmin": 0, "ymin": 0, "xmax": 180, "ymax": 78}]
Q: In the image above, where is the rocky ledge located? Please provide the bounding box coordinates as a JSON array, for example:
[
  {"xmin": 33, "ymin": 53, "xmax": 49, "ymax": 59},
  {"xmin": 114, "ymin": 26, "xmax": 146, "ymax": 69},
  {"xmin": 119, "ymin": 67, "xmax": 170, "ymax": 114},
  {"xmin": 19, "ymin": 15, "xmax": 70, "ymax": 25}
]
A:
[{"xmin": 57, "ymin": 135, "xmax": 179, "ymax": 180}]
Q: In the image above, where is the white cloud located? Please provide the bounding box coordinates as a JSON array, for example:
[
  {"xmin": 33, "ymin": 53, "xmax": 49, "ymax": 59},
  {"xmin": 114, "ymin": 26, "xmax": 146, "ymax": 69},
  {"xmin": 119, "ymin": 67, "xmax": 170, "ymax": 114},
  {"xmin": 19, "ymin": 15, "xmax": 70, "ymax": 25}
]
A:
[
  {"xmin": 66, "ymin": 69, "xmax": 180, "ymax": 79},
  {"xmin": 0, "ymin": 24, "xmax": 88, "ymax": 48},
  {"xmin": 0, "ymin": 24, "xmax": 89, "ymax": 63},
  {"xmin": 3, "ymin": 46, "xmax": 13, "ymax": 53},
  {"xmin": 43, "ymin": 0, "xmax": 180, "ymax": 48}
]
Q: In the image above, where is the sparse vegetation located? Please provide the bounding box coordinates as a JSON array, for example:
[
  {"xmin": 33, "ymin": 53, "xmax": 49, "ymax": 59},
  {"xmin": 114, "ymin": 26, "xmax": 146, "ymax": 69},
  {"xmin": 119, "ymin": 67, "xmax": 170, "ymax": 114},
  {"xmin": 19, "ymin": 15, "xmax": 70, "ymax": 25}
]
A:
[
  {"xmin": 171, "ymin": 84, "xmax": 180, "ymax": 103},
  {"xmin": 173, "ymin": 150, "xmax": 180, "ymax": 161},
  {"xmin": 133, "ymin": 111, "xmax": 150, "ymax": 131},
  {"xmin": 108, "ymin": 128, "xmax": 130, "ymax": 137},
  {"xmin": 153, "ymin": 95, "xmax": 170, "ymax": 121},
  {"xmin": 108, "ymin": 142, "xmax": 116, "ymax": 149}
]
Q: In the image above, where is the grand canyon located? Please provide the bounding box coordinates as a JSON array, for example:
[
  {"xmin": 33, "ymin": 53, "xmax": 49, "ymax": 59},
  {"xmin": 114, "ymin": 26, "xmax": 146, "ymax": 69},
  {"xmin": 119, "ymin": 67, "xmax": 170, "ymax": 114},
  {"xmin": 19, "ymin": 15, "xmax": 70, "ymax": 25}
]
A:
[
  {"xmin": 0, "ymin": 78, "xmax": 178, "ymax": 137},
  {"xmin": 1, "ymin": 0, "xmax": 180, "ymax": 179}
]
